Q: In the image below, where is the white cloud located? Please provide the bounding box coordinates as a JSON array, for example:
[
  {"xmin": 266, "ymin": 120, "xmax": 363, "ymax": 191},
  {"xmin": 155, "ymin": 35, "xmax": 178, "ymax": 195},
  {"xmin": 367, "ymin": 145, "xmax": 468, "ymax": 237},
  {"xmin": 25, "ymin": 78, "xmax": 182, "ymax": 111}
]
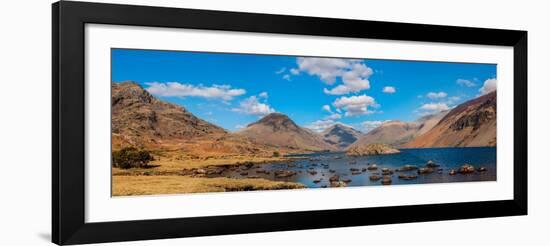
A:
[
  {"xmin": 146, "ymin": 82, "xmax": 246, "ymax": 101},
  {"xmin": 235, "ymin": 124, "xmax": 246, "ymax": 130},
  {"xmin": 325, "ymin": 113, "xmax": 342, "ymax": 120},
  {"xmin": 333, "ymin": 94, "xmax": 379, "ymax": 117},
  {"xmin": 419, "ymin": 103, "xmax": 449, "ymax": 112},
  {"xmin": 322, "ymin": 105, "xmax": 333, "ymax": 113},
  {"xmin": 426, "ymin": 91, "xmax": 448, "ymax": 99},
  {"xmin": 275, "ymin": 67, "xmax": 286, "ymax": 74},
  {"xmin": 296, "ymin": 57, "xmax": 351, "ymax": 85},
  {"xmin": 232, "ymin": 95, "xmax": 275, "ymax": 116},
  {"xmin": 456, "ymin": 79, "xmax": 477, "ymax": 87},
  {"xmin": 282, "ymin": 74, "xmax": 291, "ymax": 81},
  {"xmin": 382, "ymin": 86, "xmax": 396, "ymax": 94},
  {"xmin": 293, "ymin": 57, "xmax": 373, "ymax": 95},
  {"xmin": 479, "ymin": 78, "xmax": 497, "ymax": 95},
  {"xmin": 258, "ymin": 92, "xmax": 268, "ymax": 98}
]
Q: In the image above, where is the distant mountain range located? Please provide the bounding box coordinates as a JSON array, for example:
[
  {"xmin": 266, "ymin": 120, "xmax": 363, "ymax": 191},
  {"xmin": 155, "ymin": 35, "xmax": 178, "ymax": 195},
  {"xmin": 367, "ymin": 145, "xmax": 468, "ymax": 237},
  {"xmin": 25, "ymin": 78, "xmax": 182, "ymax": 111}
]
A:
[
  {"xmin": 321, "ymin": 124, "xmax": 363, "ymax": 149},
  {"xmin": 112, "ymin": 81, "xmax": 497, "ymax": 155}
]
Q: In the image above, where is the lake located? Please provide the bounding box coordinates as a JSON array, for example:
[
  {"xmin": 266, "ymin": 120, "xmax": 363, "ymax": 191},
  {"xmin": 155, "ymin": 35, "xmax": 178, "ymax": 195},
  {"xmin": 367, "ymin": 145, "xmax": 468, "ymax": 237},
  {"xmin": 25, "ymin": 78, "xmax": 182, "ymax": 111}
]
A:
[{"xmin": 208, "ymin": 147, "xmax": 496, "ymax": 188}]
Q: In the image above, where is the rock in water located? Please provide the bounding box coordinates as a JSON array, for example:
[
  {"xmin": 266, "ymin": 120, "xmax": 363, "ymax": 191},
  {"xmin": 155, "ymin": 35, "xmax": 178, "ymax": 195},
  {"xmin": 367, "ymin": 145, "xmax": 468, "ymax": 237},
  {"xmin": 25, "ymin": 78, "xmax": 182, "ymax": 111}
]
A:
[
  {"xmin": 459, "ymin": 164, "xmax": 476, "ymax": 174},
  {"xmin": 346, "ymin": 143, "xmax": 400, "ymax": 156}
]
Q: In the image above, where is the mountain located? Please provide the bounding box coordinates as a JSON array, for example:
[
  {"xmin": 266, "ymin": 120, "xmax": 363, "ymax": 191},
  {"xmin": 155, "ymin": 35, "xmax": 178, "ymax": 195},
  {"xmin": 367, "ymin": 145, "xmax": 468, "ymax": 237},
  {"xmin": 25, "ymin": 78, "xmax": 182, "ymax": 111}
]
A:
[
  {"xmin": 112, "ymin": 81, "xmax": 283, "ymax": 157},
  {"xmin": 111, "ymin": 81, "xmax": 226, "ymax": 147},
  {"xmin": 403, "ymin": 91, "xmax": 496, "ymax": 148},
  {"xmin": 350, "ymin": 121, "xmax": 420, "ymax": 148},
  {"xmin": 321, "ymin": 124, "xmax": 363, "ymax": 149},
  {"xmin": 237, "ymin": 113, "xmax": 337, "ymax": 152},
  {"xmin": 415, "ymin": 110, "xmax": 449, "ymax": 136},
  {"xmin": 348, "ymin": 110, "xmax": 449, "ymax": 149}
]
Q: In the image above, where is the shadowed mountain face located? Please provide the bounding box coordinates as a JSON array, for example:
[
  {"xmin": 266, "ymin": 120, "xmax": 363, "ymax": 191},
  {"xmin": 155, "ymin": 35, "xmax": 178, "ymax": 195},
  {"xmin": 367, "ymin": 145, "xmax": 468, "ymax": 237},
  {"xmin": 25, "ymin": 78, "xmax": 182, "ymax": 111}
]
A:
[
  {"xmin": 238, "ymin": 113, "xmax": 337, "ymax": 152},
  {"xmin": 403, "ymin": 91, "xmax": 496, "ymax": 148},
  {"xmin": 111, "ymin": 81, "xmax": 226, "ymax": 148},
  {"xmin": 321, "ymin": 124, "xmax": 363, "ymax": 150}
]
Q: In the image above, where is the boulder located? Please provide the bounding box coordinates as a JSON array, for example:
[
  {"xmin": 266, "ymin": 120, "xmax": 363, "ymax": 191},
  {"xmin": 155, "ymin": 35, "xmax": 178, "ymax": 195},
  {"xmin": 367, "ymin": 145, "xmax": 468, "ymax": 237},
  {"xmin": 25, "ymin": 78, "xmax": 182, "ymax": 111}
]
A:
[
  {"xmin": 367, "ymin": 164, "xmax": 378, "ymax": 170},
  {"xmin": 329, "ymin": 175, "xmax": 340, "ymax": 182},
  {"xmin": 477, "ymin": 167, "xmax": 487, "ymax": 172},
  {"xmin": 381, "ymin": 176, "xmax": 392, "ymax": 185},
  {"xmin": 399, "ymin": 165, "xmax": 418, "ymax": 171},
  {"xmin": 449, "ymin": 169, "xmax": 457, "ymax": 175},
  {"xmin": 274, "ymin": 170, "xmax": 297, "ymax": 178},
  {"xmin": 369, "ymin": 175, "xmax": 381, "ymax": 181},
  {"xmin": 458, "ymin": 164, "xmax": 475, "ymax": 174},
  {"xmin": 398, "ymin": 173, "xmax": 418, "ymax": 180},
  {"xmin": 426, "ymin": 160, "xmax": 440, "ymax": 168},
  {"xmin": 417, "ymin": 167, "xmax": 434, "ymax": 174}
]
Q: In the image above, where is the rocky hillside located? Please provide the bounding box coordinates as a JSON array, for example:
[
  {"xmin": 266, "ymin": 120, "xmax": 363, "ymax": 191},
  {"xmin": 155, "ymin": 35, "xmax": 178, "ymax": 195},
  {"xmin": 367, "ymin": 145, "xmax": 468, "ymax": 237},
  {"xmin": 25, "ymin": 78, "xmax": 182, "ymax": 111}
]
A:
[
  {"xmin": 112, "ymin": 81, "xmax": 284, "ymax": 157},
  {"xmin": 112, "ymin": 81, "xmax": 226, "ymax": 147},
  {"xmin": 403, "ymin": 91, "xmax": 496, "ymax": 148},
  {"xmin": 237, "ymin": 113, "xmax": 337, "ymax": 152},
  {"xmin": 321, "ymin": 124, "xmax": 363, "ymax": 150}
]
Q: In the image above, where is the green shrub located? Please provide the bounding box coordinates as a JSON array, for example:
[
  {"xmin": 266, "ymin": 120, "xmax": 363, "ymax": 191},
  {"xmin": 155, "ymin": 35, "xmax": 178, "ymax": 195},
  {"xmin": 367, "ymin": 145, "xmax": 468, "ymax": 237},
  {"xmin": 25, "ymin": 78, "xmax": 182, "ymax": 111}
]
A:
[{"xmin": 112, "ymin": 147, "xmax": 154, "ymax": 169}]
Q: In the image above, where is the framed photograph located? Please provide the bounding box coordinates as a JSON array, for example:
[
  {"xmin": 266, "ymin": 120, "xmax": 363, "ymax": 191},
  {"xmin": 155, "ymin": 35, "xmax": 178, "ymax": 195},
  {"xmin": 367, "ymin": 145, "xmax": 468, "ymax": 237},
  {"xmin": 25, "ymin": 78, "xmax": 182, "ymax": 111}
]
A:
[{"xmin": 52, "ymin": 1, "xmax": 527, "ymax": 245}]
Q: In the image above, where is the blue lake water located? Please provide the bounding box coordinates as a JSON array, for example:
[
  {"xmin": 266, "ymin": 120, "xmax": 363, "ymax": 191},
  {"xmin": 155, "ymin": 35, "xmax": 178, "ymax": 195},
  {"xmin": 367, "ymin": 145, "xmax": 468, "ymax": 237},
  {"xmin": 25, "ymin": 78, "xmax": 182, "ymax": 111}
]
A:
[{"xmin": 210, "ymin": 147, "xmax": 496, "ymax": 188}]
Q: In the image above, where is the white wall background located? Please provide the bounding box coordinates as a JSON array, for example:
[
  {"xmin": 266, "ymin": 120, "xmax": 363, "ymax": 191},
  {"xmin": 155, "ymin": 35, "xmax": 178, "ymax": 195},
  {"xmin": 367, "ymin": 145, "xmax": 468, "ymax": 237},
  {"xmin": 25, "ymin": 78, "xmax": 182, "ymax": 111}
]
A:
[{"xmin": 0, "ymin": 0, "xmax": 547, "ymax": 245}]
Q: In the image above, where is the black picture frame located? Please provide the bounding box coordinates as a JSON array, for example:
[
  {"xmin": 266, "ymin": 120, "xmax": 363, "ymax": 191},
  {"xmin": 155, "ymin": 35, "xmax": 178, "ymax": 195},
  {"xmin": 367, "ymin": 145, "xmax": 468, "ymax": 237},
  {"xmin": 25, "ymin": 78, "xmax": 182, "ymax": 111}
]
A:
[{"xmin": 52, "ymin": 1, "xmax": 527, "ymax": 245}]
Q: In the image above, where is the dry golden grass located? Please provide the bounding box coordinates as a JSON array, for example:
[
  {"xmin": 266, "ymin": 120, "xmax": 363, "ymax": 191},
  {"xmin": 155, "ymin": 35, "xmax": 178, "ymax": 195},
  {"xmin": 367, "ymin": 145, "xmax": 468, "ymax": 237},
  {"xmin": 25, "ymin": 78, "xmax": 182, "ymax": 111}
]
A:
[
  {"xmin": 111, "ymin": 151, "xmax": 295, "ymax": 176},
  {"xmin": 112, "ymin": 175, "xmax": 305, "ymax": 196}
]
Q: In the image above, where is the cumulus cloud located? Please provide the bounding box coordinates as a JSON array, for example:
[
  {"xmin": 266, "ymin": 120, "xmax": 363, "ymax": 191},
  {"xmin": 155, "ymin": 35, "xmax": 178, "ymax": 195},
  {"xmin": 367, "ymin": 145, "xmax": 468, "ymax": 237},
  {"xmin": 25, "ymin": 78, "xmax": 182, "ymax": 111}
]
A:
[
  {"xmin": 456, "ymin": 79, "xmax": 477, "ymax": 87},
  {"xmin": 275, "ymin": 68, "xmax": 286, "ymax": 74},
  {"xmin": 333, "ymin": 94, "xmax": 379, "ymax": 117},
  {"xmin": 419, "ymin": 103, "xmax": 449, "ymax": 112},
  {"xmin": 479, "ymin": 78, "xmax": 497, "ymax": 95},
  {"xmin": 292, "ymin": 57, "xmax": 373, "ymax": 95},
  {"xmin": 322, "ymin": 105, "xmax": 332, "ymax": 113},
  {"xmin": 258, "ymin": 92, "xmax": 268, "ymax": 98},
  {"xmin": 296, "ymin": 57, "xmax": 351, "ymax": 85},
  {"xmin": 426, "ymin": 91, "xmax": 447, "ymax": 99},
  {"xmin": 232, "ymin": 94, "xmax": 275, "ymax": 116},
  {"xmin": 382, "ymin": 86, "xmax": 396, "ymax": 94},
  {"xmin": 146, "ymin": 82, "xmax": 246, "ymax": 101}
]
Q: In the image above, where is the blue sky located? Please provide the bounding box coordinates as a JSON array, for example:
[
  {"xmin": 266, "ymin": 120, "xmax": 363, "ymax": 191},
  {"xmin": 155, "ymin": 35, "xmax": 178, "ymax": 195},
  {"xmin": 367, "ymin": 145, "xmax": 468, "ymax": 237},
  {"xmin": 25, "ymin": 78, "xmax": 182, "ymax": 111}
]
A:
[{"xmin": 112, "ymin": 48, "xmax": 497, "ymax": 132}]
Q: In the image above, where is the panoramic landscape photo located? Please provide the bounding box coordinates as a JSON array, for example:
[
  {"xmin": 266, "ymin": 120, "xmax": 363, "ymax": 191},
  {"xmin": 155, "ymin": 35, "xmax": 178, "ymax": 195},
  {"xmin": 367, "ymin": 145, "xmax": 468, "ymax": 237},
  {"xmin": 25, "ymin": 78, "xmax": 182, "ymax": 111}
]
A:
[{"xmin": 111, "ymin": 48, "xmax": 497, "ymax": 196}]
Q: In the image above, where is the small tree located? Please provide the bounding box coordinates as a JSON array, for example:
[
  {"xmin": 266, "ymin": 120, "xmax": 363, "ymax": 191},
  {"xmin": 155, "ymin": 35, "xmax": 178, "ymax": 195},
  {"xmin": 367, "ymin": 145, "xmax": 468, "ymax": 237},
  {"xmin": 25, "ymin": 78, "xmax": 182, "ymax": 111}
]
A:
[{"xmin": 112, "ymin": 147, "xmax": 154, "ymax": 169}]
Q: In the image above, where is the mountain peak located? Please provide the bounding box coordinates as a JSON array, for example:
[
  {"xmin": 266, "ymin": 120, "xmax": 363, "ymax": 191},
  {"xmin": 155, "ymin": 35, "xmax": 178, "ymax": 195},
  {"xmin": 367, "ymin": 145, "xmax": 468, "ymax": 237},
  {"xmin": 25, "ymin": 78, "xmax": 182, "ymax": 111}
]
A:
[
  {"xmin": 111, "ymin": 81, "xmax": 226, "ymax": 148},
  {"xmin": 321, "ymin": 124, "xmax": 363, "ymax": 150},
  {"xmin": 239, "ymin": 113, "xmax": 335, "ymax": 152},
  {"xmin": 249, "ymin": 113, "xmax": 298, "ymax": 130}
]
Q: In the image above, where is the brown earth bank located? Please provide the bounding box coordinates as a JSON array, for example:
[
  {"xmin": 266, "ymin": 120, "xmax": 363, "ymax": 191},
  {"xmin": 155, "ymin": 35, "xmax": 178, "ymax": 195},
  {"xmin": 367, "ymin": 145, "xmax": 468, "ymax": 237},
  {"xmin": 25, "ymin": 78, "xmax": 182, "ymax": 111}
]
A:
[{"xmin": 403, "ymin": 91, "xmax": 496, "ymax": 148}]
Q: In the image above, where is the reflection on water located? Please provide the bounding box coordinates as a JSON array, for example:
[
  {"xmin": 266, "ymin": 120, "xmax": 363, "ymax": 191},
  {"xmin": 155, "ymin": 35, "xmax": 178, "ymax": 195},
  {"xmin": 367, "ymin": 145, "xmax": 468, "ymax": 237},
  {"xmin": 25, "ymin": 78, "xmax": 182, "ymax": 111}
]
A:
[{"xmin": 208, "ymin": 147, "xmax": 496, "ymax": 188}]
